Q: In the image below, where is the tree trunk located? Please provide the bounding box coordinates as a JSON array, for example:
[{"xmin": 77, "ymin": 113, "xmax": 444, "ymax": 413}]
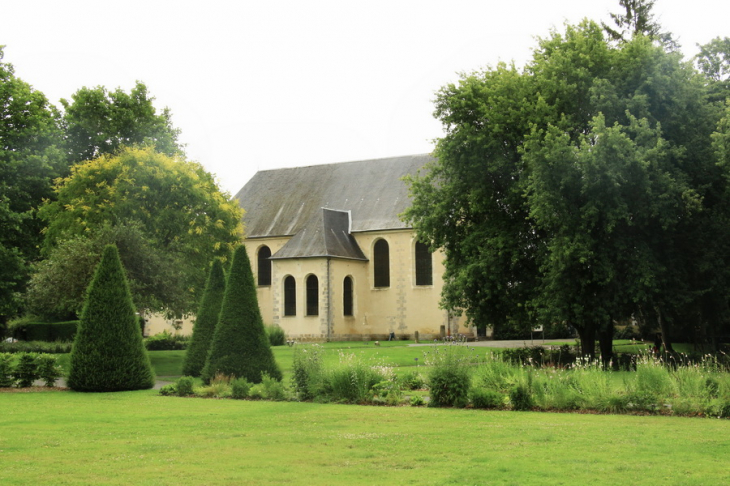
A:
[
  {"xmin": 575, "ymin": 323, "xmax": 596, "ymax": 359},
  {"xmin": 597, "ymin": 319, "xmax": 614, "ymax": 368},
  {"xmin": 655, "ymin": 306, "xmax": 674, "ymax": 353}
]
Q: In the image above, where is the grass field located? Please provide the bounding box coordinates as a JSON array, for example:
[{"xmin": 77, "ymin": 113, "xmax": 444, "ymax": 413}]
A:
[{"xmin": 2, "ymin": 388, "xmax": 730, "ymax": 485}]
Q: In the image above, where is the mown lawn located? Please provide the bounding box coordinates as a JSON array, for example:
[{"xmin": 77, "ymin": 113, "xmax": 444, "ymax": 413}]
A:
[{"xmin": 2, "ymin": 389, "xmax": 729, "ymax": 485}]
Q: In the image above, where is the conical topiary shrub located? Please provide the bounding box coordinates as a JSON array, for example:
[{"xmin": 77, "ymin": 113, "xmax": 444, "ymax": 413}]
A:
[
  {"xmin": 182, "ymin": 259, "xmax": 226, "ymax": 377},
  {"xmin": 201, "ymin": 245, "xmax": 281, "ymax": 384},
  {"xmin": 67, "ymin": 244, "xmax": 155, "ymax": 391}
]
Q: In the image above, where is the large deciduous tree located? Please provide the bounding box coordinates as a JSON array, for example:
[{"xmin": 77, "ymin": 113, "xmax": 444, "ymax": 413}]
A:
[
  {"xmin": 25, "ymin": 222, "xmax": 186, "ymax": 320},
  {"xmin": 405, "ymin": 16, "xmax": 727, "ymax": 353},
  {"xmin": 39, "ymin": 146, "xmax": 243, "ymax": 314},
  {"xmin": 0, "ymin": 46, "xmax": 65, "ymax": 323},
  {"xmin": 61, "ymin": 81, "xmax": 182, "ymax": 164}
]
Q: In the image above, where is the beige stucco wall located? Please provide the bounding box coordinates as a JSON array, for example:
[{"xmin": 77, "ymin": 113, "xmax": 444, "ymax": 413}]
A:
[
  {"xmin": 244, "ymin": 229, "xmax": 473, "ymax": 341},
  {"xmin": 143, "ymin": 313, "xmax": 195, "ymax": 337}
]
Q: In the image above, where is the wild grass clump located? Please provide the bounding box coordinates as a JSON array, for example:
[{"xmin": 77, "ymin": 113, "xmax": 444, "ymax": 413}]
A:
[
  {"xmin": 266, "ymin": 325, "xmax": 286, "ymax": 346},
  {"xmin": 291, "ymin": 344, "xmax": 326, "ymax": 400},
  {"xmin": 327, "ymin": 352, "xmax": 389, "ymax": 403},
  {"xmin": 425, "ymin": 343, "xmax": 473, "ymax": 408}
]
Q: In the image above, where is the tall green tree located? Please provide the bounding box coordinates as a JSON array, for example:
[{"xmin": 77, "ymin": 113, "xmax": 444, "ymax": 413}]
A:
[
  {"xmin": 404, "ymin": 63, "xmax": 543, "ymax": 338},
  {"xmin": 0, "ymin": 46, "xmax": 65, "ymax": 322},
  {"xmin": 602, "ymin": 0, "xmax": 675, "ymax": 48},
  {"xmin": 61, "ymin": 81, "xmax": 182, "ymax": 164},
  {"xmin": 25, "ymin": 222, "xmax": 186, "ymax": 320},
  {"xmin": 406, "ymin": 17, "xmax": 726, "ymax": 352},
  {"xmin": 202, "ymin": 245, "xmax": 281, "ymax": 384},
  {"xmin": 39, "ymin": 146, "xmax": 243, "ymax": 313},
  {"xmin": 67, "ymin": 244, "xmax": 154, "ymax": 392},
  {"xmin": 183, "ymin": 259, "xmax": 226, "ymax": 377}
]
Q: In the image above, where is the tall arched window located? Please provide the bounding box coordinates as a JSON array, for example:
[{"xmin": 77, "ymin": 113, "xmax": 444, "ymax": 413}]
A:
[
  {"xmin": 306, "ymin": 275, "xmax": 319, "ymax": 316},
  {"xmin": 284, "ymin": 276, "xmax": 296, "ymax": 316},
  {"xmin": 343, "ymin": 276, "xmax": 353, "ymax": 316},
  {"xmin": 257, "ymin": 246, "xmax": 271, "ymax": 286},
  {"xmin": 415, "ymin": 241, "xmax": 433, "ymax": 286},
  {"xmin": 373, "ymin": 239, "xmax": 390, "ymax": 288}
]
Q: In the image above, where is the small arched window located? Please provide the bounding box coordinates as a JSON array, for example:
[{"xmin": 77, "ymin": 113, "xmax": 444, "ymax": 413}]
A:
[
  {"xmin": 415, "ymin": 241, "xmax": 433, "ymax": 286},
  {"xmin": 257, "ymin": 246, "xmax": 271, "ymax": 286},
  {"xmin": 284, "ymin": 276, "xmax": 296, "ymax": 316},
  {"xmin": 373, "ymin": 239, "xmax": 390, "ymax": 288},
  {"xmin": 343, "ymin": 276, "xmax": 353, "ymax": 316},
  {"xmin": 306, "ymin": 275, "xmax": 319, "ymax": 316}
]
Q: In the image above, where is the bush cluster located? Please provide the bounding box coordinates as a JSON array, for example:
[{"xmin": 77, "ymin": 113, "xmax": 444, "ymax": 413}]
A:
[
  {"xmin": 9, "ymin": 319, "xmax": 78, "ymax": 342},
  {"xmin": 425, "ymin": 344, "xmax": 473, "ymax": 408},
  {"xmin": 0, "ymin": 341, "xmax": 73, "ymax": 354},
  {"xmin": 160, "ymin": 373, "xmax": 287, "ymax": 400},
  {"xmin": 145, "ymin": 330, "xmax": 189, "ymax": 351},
  {"xmin": 0, "ymin": 352, "xmax": 63, "ymax": 388},
  {"xmin": 266, "ymin": 325, "xmax": 286, "ymax": 346}
]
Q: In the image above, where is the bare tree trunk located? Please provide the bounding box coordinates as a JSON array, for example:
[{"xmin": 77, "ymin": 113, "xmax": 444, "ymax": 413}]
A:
[
  {"xmin": 597, "ymin": 318, "xmax": 614, "ymax": 367},
  {"xmin": 655, "ymin": 306, "xmax": 674, "ymax": 353},
  {"xmin": 575, "ymin": 322, "xmax": 596, "ymax": 359}
]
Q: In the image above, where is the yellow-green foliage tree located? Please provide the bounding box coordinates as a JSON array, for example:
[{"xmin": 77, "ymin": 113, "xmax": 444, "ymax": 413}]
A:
[{"xmin": 39, "ymin": 146, "xmax": 243, "ymax": 313}]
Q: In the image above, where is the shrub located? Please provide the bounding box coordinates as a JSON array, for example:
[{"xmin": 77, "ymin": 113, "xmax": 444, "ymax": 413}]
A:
[
  {"xmin": 410, "ymin": 395, "xmax": 425, "ymax": 406},
  {"xmin": 0, "ymin": 353, "xmax": 15, "ymax": 387},
  {"xmin": 67, "ymin": 245, "xmax": 155, "ymax": 392},
  {"xmin": 194, "ymin": 373, "xmax": 231, "ymax": 398},
  {"xmin": 183, "ymin": 260, "xmax": 226, "ymax": 377},
  {"xmin": 14, "ymin": 353, "xmax": 40, "ymax": 387},
  {"xmin": 266, "ymin": 324, "xmax": 286, "ymax": 346},
  {"xmin": 509, "ymin": 384, "xmax": 534, "ymax": 411},
  {"xmin": 426, "ymin": 345, "xmax": 472, "ymax": 408},
  {"xmin": 259, "ymin": 372, "xmax": 287, "ymax": 401},
  {"xmin": 291, "ymin": 344, "xmax": 325, "ymax": 400},
  {"xmin": 9, "ymin": 320, "xmax": 78, "ymax": 342},
  {"xmin": 231, "ymin": 377, "xmax": 251, "ymax": 399},
  {"xmin": 0, "ymin": 340, "xmax": 72, "ymax": 354},
  {"xmin": 158, "ymin": 384, "xmax": 177, "ymax": 396},
  {"xmin": 469, "ymin": 388, "xmax": 503, "ymax": 409},
  {"xmin": 202, "ymin": 246, "xmax": 282, "ymax": 384},
  {"xmin": 145, "ymin": 330, "xmax": 189, "ymax": 351},
  {"xmin": 175, "ymin": 376, "xmax": 195, "ymax": 397},
  {"xmin": 36, "ymin": 354, "xmax": 62, "ymax": 387},
  {"xmin": 399, "ymin": 370, "xmax": 426, "ymax": 390},
  {"xmin": 327, "ymin": 352, "xmax": 387, "ymax": 403}
]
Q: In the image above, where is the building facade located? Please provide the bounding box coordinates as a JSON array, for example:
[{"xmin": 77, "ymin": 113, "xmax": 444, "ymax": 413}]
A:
[{"xmin": 233, "ymin": 154, "xmax": 472, "ymax": 341}]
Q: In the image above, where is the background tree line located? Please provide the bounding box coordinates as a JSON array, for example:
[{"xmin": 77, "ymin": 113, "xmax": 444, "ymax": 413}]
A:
[
  {"xmin": 404, "ymin": 0, "xmax": 730, "ymax": 356},
  {"xmin": 0, "ymin": 45, "xmax": 242, "ymax": 329}
]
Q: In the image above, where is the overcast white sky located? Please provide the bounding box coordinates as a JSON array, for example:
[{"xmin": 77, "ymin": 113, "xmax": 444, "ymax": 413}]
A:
[{"xmin": 2, "ymin": 0, "xmax": 728, "ymax": 195}]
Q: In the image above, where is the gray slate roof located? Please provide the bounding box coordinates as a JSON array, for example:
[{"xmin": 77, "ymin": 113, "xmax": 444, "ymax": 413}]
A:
[
  {"xmin": 234, "ymin": 154, "xmax": 433, "ymax": 238},
  {"xmin": 271, "ymin": 208, "xmax": 368, "ymax": 261}
]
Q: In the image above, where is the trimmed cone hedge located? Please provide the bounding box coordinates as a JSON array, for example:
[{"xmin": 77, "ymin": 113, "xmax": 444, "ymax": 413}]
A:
[
  {"xmin": 183, "ymin": 259, "xmax": 226, "ymax": 377},
  {"xmin": 202, "ymin": 245, "xmax": 281, "ymax": 384},
  {"xmin": 67, "ymin": 245, "xmax": 155, "ymax": 392}
]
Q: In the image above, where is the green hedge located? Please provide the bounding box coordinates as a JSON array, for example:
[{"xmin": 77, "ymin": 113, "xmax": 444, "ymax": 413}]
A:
[{"xmin": 10, "ymin": 321, "xmax": 79, "ymax": 342}]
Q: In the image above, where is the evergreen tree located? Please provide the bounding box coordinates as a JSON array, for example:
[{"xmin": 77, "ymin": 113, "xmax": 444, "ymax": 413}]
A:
[
  {"xmin": 201, "ymin": 245, "xmax": 281, "ymax": 384},
  {"xmin": 67, "ymin": 245, "xmax": 154, "ymax": 391},
  {"xmin": 182, "ymin": 259, "xmax": 226, "ymax": 377}
]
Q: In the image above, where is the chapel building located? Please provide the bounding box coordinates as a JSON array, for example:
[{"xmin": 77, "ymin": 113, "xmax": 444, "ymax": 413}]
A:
[{"xmin": 233, "ymin": 154, "xmax": 473, "ymax": 341}]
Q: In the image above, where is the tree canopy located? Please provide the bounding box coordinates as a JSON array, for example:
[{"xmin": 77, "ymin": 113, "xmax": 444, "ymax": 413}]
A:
[
  {"xmin": 0, "ymin": 46, "xmax": 65, "ymax": 321},
  {"xmin": 404, "ymin": 15, "xmax": 729, "ymax": 353},
  {"xmin": 61, "ymin": 81, "xmax": 183, "ymax": 164},
  {"xmin": 39, "ymin": 146, "xmax": 243, "ymax": 314}
]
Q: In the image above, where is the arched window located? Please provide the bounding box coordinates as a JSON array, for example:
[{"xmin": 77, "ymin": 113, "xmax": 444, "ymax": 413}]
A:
[
  {"xmin": 373, "ymin": 239, "xmax": 390, "ymax": 288},
  {"xmin": 257, "ymin": 246, "xmax": 271, "ymax": 286},
  {"xmin": 284, "ymin": 276, "xmax": 296, "ymax": 316},
  {"xmin": 306, "ymin": 275, "xmax": 319, "ymax": 316},
  {"xmin": 343, "ymin": 276, "xmax": 353, "ymax": 316},
  {"xmin": 415, "ymin": 241, "xmax": 433, "ymax": 286}
]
